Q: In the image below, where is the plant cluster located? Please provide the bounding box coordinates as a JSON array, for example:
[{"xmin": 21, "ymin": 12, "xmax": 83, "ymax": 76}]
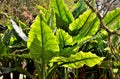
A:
[{"xmin": 0, "ymin": 0, "xmax": 120, "ymax": 79}]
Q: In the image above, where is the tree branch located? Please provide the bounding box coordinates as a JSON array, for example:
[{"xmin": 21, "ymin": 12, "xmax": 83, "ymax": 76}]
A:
[{"xmin": 84, "ymin": 0, "xmax": 120, "ymax": 36}]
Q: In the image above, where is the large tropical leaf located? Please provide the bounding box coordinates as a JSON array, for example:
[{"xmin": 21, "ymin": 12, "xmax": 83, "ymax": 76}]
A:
[
  {"xmin": 69, "ymin": 10, "xmax": 98, "ymax": 34},
  {"xmin": 69, "ymin": 10, "xmax": 99, "ymax": 43},
  {"xmin": 27, "ymin": 15, "xmax": 59, "ymax": 63},
  {"xmin": 50, "ymin": 0, "xmax": 74, "ymax": 31},
  {"xmin": 50, "ymin": 51, "xmax": 104, "ymax": 68},
  {"xmin": 104, "ymin": 8, "xmax": 120, "ymax": 31},
  {"xmin": 56, "ymin": 29, "xmax": 77, "ymax": 56}
]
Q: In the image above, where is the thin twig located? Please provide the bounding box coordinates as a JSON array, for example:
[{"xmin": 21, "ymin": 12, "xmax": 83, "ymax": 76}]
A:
[
  {"xmin": 103, "ymin": 0, "xmax": 116, "ymax": 18},
  {"xmin": 12, "ymin": 48, "xmax": 28, "ymax": 54}
]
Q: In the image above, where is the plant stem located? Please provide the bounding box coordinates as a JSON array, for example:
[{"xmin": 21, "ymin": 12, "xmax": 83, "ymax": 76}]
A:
[
  {"xmin": 64, "ymin": 68, "xmax": 68, "ymax": 79},
  {"xmin": 76, "ymin": 69, "xmax": 78, "ymax": 79},
  {"xmin": 41, "ymin": 61, "xmax": 46, "ymax": 79}
]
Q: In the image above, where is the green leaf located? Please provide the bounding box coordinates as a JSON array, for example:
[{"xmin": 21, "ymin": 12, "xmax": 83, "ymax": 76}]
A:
[
  {"xmin": 56, "ymin": 29, "xmax": 74, "ymax": 49},
  {"xmin": 0, "ymin": 41, "xmax": 7, "ymax": 54},
  {"xmin": 77, "ymin": 36, "xmax": 92, "ymax": 45},
  {"xmin": 56, "ymin": 29, "xmax": 77, "ymax": 56},
  {"xmin": 48, "ymin": 8, "xmax": 56, "ymax": 30},
  {"xmin": 37, "ymin": 5, "xmax": 56, "ymax": 31},
  {"xmin": 50, "ymin": 0, "xmax": 74, "ymax": 31},
  {"xmin": 69, "ymin": 10, "xmax": 99, "ymax": 35},
  {"xmin": 104, "ymin": 8, "xmax": 120, "ymax": 31},
  {"xmin": 50, "ymin": 51, "xmax": 104, "ymax": 68},
  {"xmin": 0, "ymin": 35, "xmax": 7, "ymax": 54},
  {"xmin": 27, "ymin": 15, "xmax": 59, "ymax": 63},
  {"xmin": 72, "ymin": 0, "xmax": 87, "ymax": 18},
  {"xmin": 37, "ymin": 5, "xmax": 48, "ymax": 16},
  {"xmin": 96, "ymin": 29, "xmax": 108, "ymax": 40},
  {"xmin": 69, "ymin": 10, "xmax": 99, "ymax": 45},
  {"xmin": 74, "ymin": 17, "xmax": 99, "ymax": 40},
  {"xmin": 37, "ymin": 5, "xmax": 50, "ymax": 22},
  {"xmin": 95, "ymin": 29, "xmax": 108, "ymax": 50}
]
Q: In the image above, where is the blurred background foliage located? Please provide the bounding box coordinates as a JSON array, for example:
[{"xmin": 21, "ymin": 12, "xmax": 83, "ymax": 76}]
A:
[
  {"xmin": 0, "ymin": 0, "xmax": 77, "ymax": 26},
  {"xmin": 0, "ymin": 0, "xmax": 120, "ymax": 25},
  {"xmin": 0, "ymin": 0, "xmax": 120, "ymax": 27}
]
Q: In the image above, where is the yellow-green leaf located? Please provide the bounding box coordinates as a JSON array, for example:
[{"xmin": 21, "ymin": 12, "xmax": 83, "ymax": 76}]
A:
[
  {"xmin": 104, "ymin": 8, "xmax": 120, "ymax": 31},
  {"xmin": 27, "ymin": 15, "xmax": 59, "ymax": 63},
  {"xmin": 56, "ymin": 29, "xmax": 76, "ymax": 56},
  {"xmin": 50, "ymin": 51, "xmax": 104, "ymax": 68}
]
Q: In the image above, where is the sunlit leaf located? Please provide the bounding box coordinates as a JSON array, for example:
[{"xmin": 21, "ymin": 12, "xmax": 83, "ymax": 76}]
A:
[
  {"xmin": 69, "ymin": 10, "xmax": 98, "ymax": 35},
  {"xmin": 56, "ymin": 29, "xmax": 76, "ymax": 56},
  {"xmin": 50, "ymin": 51, "xmax": 104, "ymax": 68},
  {"xmin": 27, "ymin": 15, "xmax": 59, "ymax": 63},
  {"xmin": 56, "ymin": 29, "xmax": 74, "ymax": 48},
  {"xmin": 37, "ymin": 5, "xmax": 50, "ymax": 22},
  {"xmin": 96, "ymin": 29, "xmax": 108, "ymax": 40},
  {"xmin": 69, "ymin": 10, "xmax": 99, "ymax": 45},
  {"xmin": 104, "ymin": 8, "xmax": 120, "ymax": 31}
]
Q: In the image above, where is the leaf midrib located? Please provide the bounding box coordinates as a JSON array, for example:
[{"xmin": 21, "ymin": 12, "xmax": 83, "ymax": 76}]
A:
[
  {"xmin": 55, "ymin": 57, "xmax": 103, "ymax": 66},
  {"xmin": 76, "ymin": 11, "xmax": 93, "ymax": 35}
]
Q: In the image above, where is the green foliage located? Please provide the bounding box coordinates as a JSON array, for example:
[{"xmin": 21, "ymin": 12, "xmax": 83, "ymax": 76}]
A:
[
  {"xmin": 50, "ymin": 51, "xmax": 104, "ymax": 68},
  {"xmin": 50, "ymin": 0, "xmax": 74, "ymax": 31},
  {"xmin": 69, "ymin": 10, "xmax": 100, "ymax": 47},
  {"xmin": 72, "ymin": 0, "xmax": 87, "ymax": 18},
  {"xmin": 96, "ymin": 29, "xmax": 108, "ymax": 40},
  {"xmin": 37, "ymin": 5, "xmax": 56, "ymax": 31},
  {"xmin": 69, "ymin": 10, "xmax": 99, "ymax": 37},
  {"xmin": 27, "ymin": 15, "xmax": 59, "ymax": 63},
  {"xmin": 3, "ymin": 0, "xmax": 120, "ymax": 79},
  {"xmin": 104, "ymin": 8, "xmax": 120, "ymax": 31},
  {"xmin": 0, "ymin": 37, "xmax": 7, "ymax": 54},
  {"xmin": 26, "ymin": 1, "xmax": 105, "ymax": 78},
  {"xmin": 27, "ymin": 0, "xmax": 105, "ymax": 79},
  {"xmin": 56, "ymin": 29, "xmax": 76, "ymax": 56},
  {"xmin": 56, "ymin": 29, "xmax": 73, "ymax": 49}
]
